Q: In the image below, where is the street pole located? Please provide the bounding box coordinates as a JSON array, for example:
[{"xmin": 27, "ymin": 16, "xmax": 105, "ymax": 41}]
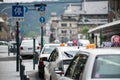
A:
[
  {"xmin": 41, "ymin": 26, "xmax": 43, "ymax": 50},
  {"xmin": 16, "ymin": 21, "xmax": 20, "ymax": 72},
  {"xmin": 34, "ymin": 3, "xmax": 46, "ymax": 50}
]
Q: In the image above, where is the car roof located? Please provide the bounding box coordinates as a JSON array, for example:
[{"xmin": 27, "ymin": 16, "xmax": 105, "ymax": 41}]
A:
[
  {"xmin": 44, "ymin": 43, "xmax": 60, "ymax": 46},
  {"xmin": 56, "ymin": 46, "xmax": 80, "ymax": 51},
  {"xmin": 78, "ymin": 48, "xmax": 120, "ymax": 56}
]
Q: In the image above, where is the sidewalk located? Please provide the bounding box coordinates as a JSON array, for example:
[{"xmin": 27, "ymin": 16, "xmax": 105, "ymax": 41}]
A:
[{"xmin": 0, "ymin": 53, "xmax": 20, "ymax": 80}]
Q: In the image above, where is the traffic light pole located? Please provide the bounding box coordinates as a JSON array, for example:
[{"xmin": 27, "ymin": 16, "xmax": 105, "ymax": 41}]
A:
[{"xmin": 16, "ymin": 21, "xmax": 20, "ymax": 72}]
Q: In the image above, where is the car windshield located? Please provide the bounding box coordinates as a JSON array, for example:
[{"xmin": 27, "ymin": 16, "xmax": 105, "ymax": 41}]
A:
[
  {"xmin": 42, "ymin": 46, "xmax": 55, "ymax": 54},
  {"xmin": 21, "ymin": 40, "xmax": 38, "ymax": 45},
  {"xmin": 62, "ymin": 50, "xmax": 78, "ymax": 58},
  {"xmin": 92, "ymin": 55, "xmax": 120, "ymax": 78}
]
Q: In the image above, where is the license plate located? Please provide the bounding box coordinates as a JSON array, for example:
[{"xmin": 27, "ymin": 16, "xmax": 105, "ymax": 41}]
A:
[{"xmin": 28, "ymin": 48, "xmax": 32, "ymax": 50}]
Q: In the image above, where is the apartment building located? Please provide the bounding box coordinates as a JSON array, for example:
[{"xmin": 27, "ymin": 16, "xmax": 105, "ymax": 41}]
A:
[{"xmin": 49, "ymin": 0, "xmax": 109, "ymax": 43}]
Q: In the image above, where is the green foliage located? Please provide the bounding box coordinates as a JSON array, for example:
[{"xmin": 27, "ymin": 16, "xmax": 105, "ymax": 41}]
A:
[{"xmin": 81, "ymin": 26, "xmax": 90, "ymax": 35}]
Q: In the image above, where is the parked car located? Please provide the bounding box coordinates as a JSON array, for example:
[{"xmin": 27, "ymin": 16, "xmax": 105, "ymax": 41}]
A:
[
  {"xmin": 44, "ymin": 46, "xmax": 80, "ymax": 80},
  {"xmin": 57, "ymin": 47, "xmax": 120, "ymax": 80},
  {"xmin": 20, "ymin": 39, "xmax": 40, "ymax": 56},
  {"xmin": 0, "ymin": 41, "xmax": 9, "ymax": 53},
  {"xmin": 8, "ymin": 41, "xmax": 17, "ymax": 53},
  {"xmin": 38, "ymin": 43, "xmax": 60, "ymax": 78}
]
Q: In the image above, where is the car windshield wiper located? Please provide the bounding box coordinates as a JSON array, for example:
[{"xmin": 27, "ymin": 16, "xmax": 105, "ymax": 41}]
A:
[{"xmin": 64, "ymin": 52, "xmax": 73, "ymax": 58}]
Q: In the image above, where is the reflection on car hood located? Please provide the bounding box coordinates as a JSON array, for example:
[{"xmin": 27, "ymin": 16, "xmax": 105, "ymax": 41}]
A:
[{"xmin": 40, "ymin": 54, "xmax": 50, "ymax": 58}]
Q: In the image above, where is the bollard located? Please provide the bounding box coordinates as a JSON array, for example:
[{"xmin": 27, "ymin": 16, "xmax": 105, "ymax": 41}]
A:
[
  {"xmin": 20, "ymin": 64, "xmax": 25, "ymax": 80},
  {"xmin": 20, "ymin": 56, "xmax": 22, "ymax": 77}
]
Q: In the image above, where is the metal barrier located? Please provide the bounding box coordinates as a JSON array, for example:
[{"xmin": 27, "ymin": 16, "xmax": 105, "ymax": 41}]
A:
[{"xmin": 20, "ymin": 56, "xmax": 30, "ymax": 80}]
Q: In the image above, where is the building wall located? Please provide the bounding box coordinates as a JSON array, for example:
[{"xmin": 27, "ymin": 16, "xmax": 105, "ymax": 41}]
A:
[
  {"xmin": 0, "ymin": 15, "xmax": 10, "ymax": 41},
  {"xmin": 108, "ymin": 0, "xmax": 120, "ymax": 22}
]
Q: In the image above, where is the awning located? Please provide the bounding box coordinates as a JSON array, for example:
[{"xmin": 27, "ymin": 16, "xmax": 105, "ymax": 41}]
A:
[{"xmin": 88, "ymin": 20, "xmax": 120, "ymax": 33}]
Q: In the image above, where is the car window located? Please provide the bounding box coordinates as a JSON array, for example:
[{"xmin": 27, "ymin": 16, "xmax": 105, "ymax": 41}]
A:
[
  {"xmin": 21, "ymin": 40, "xmax": 38, "ymax": 45},
  {"xmin": 92, "ymin": 55, "xmax": 120, "ymax": 78},
  {"xmin": 65, "ymin": 56, "xmax": 80, "ymax": 78},
  {"xmin": 65, "ymin": 53, "xmax": 88, "ymax": 79},
  {"xmin": 62, "ymin": 50, "xmax": 79, "ymax": 58},
  {"xmin": 48, "ymin": 49, "xmax": 59, "ymax": 61},
  {"xmin": 42, "ymin": 47, "xmax": 54, "ymax": 54},
  {"xmin": 72, "ymin": 54, "xmax": 88, "ymax": 80}
]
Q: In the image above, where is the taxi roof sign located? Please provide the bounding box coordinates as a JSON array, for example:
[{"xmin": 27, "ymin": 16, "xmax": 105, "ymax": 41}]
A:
[
  {"xmin": 86, "ymin": 44, "xmax": 96, "ymax": 49},
  {"xmin": 60, "ymin": 43, "xmax": 65, "ymax": 46}
]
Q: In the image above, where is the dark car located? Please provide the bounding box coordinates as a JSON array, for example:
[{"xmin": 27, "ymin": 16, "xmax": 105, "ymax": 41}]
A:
[{"xmin": 9, "ymin": 41, "xmax": 17, "ymax": 53}]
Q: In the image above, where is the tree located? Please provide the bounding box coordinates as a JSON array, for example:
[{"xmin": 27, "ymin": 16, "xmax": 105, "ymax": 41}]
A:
[{"xmin": 81, "ymin": 26, "xmax": 90, "ymax": 39}]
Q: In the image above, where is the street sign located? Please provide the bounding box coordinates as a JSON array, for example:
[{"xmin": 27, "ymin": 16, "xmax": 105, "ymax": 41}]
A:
[
  {"xmin": 39, "ymin": 17, "xmax": 45, "ymax": 23},
  {"xmin": 111, "ymin": 35, "xmax": 120, "ymax": 45},
  {"xmin": 12, "ymin": 5, "xmax": 24, "ymax": 17},
  {"xmin": 12, "ymin": 5, "xmax": 24, "ymax": 22}
]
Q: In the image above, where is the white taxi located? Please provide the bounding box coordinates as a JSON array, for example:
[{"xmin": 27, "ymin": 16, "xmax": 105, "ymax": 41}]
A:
[
  {"xmin": 44, "ymin": 46, "xmax": 81, "ymax": 80},
  {"xmin": 58, "ymin": 46, "xmax": 120, "ymax": 80},
  {"xmin": 38, "ymin": 43, "xmax": 60, "ymax": 78}
]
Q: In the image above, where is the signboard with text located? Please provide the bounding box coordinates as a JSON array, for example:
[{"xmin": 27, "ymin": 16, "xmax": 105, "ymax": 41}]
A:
[{"xmin": 12, "ymin": 5, "xmax": 24, "ymax": 21}]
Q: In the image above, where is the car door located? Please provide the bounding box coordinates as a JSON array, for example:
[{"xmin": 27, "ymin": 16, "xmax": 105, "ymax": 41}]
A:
[
  {"xmin": 49, "ymin": 49, "xmax": 60, "ymax": 80},
  {"xmin": 45, "ymin": 49, "xmax": 59, "ymax": 80},
  {"xmin": 44, "ymin": 49, "xmax": 55, "ymax": 80},
  {"xmin": 62, "ymin": 53, "xmax": 88, "ymax": 80}
]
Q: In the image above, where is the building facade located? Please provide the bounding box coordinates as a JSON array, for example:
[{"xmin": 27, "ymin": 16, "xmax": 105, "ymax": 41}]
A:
[
  {"xmin": 48, "ymin": 0, "xmax": 109, "ymax": 43},
  {"xmin": 0, "ymin": 14, "xmax": 10, "ymax": 41}
]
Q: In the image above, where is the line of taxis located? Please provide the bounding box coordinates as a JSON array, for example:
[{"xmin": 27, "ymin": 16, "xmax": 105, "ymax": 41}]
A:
[{"xmin": 38, "ymin": 42, "xmax": 120, "ymax": 80}]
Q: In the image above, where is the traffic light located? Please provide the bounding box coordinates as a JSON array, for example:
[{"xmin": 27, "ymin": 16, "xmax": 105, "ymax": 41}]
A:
[{"xmin": 34, "ymin": 3, "xmax": 47, "ymax": 11}]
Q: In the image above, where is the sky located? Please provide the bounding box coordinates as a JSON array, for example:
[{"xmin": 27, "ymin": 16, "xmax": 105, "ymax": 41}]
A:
[{"xmin": 3, "ymin": 0, "xmax": 59, "ymax": 3}]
